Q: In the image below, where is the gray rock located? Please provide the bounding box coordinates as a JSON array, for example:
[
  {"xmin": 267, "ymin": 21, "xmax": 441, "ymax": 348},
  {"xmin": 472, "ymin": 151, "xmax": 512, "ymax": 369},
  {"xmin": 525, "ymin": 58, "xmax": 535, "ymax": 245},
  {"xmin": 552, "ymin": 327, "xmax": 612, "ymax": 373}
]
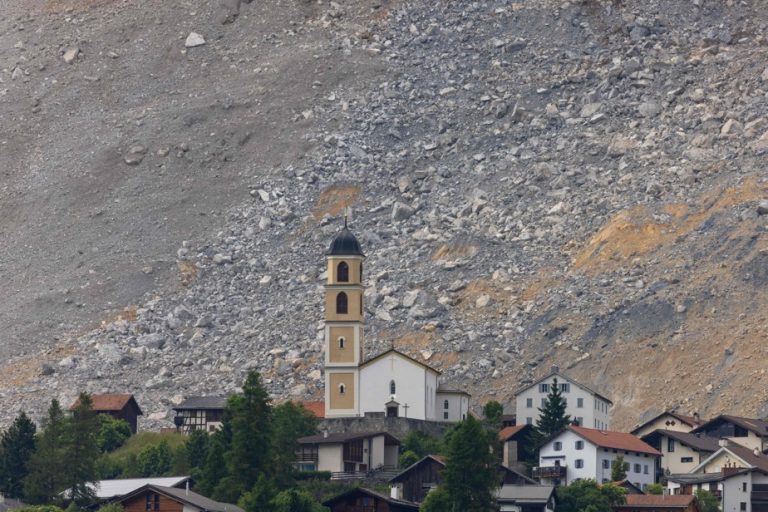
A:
[
  {"xmin": 757, "ymin": 200, "xmax": 768, "ymax": 215},
  {"xmin": 185, "ymin": 32, "xmax": 206, "ymax": 48},
  {"xmin": 392, "ymin": 202, "xmax": 415, "ymax": 222}
]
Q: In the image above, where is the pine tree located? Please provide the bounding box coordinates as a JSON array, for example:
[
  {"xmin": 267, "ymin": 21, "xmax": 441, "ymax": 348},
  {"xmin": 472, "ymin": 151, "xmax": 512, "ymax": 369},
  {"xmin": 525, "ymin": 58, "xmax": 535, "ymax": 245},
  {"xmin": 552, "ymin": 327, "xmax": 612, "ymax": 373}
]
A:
[
  {"xmin": 65, "ymin": 393, "xmax": 101, "ymax": 507},
  {"xmin": 0, "ymin": 412, "xmax": 37, "ymax": 498},
  {"xmin": 24, "ymin": 400, "xmax": 69, "ymax": 504},
  {"xmin": 611, "ymin": 455, "xmax": 628, "ymax": 481},
  {"xmin": 271, "ymin": 402, "xmax": 318, "ymax": 487},
  {"xmin": 534, "ymin": 377, "xmax": 572, "ymax": 441},
  {"xmin": 196, "ymin": 430, "xmax": 229, "ymax": 497},
  {"xmin": 186, "ymin": 429, "xmax": 209, "ymax": 474}
]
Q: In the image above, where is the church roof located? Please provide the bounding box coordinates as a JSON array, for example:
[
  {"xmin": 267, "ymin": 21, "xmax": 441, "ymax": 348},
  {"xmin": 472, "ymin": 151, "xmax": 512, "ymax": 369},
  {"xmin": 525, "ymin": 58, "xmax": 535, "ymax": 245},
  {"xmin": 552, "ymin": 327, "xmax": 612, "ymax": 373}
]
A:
[
  {"xmin": 359, "ymin": 348, "xmax": 441, "ymax": 375},
  {"xmin": 328, "ymin": 226, "xmax": 364, "ymax": 256}
]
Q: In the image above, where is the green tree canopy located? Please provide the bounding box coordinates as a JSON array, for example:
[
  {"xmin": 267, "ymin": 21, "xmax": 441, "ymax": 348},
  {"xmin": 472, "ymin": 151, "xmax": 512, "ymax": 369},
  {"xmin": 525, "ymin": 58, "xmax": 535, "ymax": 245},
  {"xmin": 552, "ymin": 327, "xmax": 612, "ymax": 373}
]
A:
[
  {"xmin": 270, "ymin": 489, "xmax": 326, "ymax": 512},
  {"xmin": 695, "ymin": 489, "xmax": 721, "ymax": 512},
  {"xmin": 646, "ymin": 483, "xmax": 664, "ymax": 495},
  {"xmin": 555, "ymin": 479, "xmax": 626, "ymax": 512},
  {"xmin": 400, "ymin": 430, "xmax": 441, "ymax": 459},
  {"xmin": 534, "ymin": 378, "xmax": 572, "ymax": 442},
  {"xmin": 0, "ymin": 411, "xmax": 37, "ymax": 499},
  {"xmin": 611, "ymin": 454, "xmax": 628, "ymax": 481},
  {"xmin": 186, "ymin": 429, "xmax": 209, "ymax": 472},
  {"xmin": 65, "ymin": 393, "xmax": 101, "ymax": 507},
  {"xmin": 483, "ymin": 401, "xmax": 504, "ymax": 427},
  {"xmin": 97, "ymin": 415, "xmax": 131, "ymax": 453},
  {"xmin": 271, "ymin": 402, "xmax": 318, "ymax": 487},
  {"xmin": 24, "ymin": 400, "xmax": 68, "ymax": 504}
]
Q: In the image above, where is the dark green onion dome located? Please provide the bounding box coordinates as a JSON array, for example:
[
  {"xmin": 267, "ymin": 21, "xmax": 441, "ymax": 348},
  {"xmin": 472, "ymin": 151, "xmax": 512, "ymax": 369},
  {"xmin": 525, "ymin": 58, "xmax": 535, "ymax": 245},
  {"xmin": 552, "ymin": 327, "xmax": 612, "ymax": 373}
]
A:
[{"xmin": 329, "ymin": 226, "xmax": 365, "ymax": 256}]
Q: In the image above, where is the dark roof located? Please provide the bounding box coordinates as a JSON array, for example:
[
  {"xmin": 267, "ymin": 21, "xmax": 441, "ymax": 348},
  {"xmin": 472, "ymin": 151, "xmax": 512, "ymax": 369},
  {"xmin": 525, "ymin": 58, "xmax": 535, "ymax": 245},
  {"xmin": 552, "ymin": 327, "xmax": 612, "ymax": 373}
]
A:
[
  {"xmin": 389, "ymin": 454, "xmax": 445, "ymax": 483},
  {"xmin": 667, "ymin": 472, "xmax": 729, "ymax": 485},
  {"xmin": 723, "ymin": 442, "xmax": 768, "ymax": 473},
  {"xmin": 630, "ymin": 411, "xmax": 705, "ymax": 434},
  {"xmin": 513, "ymin": 372, "xmax": 613, "ymax": 404},
  {"xmin": 298, "ymin": 431, "xmax": 400, "ymax": 446},
  {"xmin": 70, "ymin": 394, "xmax": 143, "ymax": 415},
  {"xmin": 500, "ymin": 464, "xmax": 538, "ymax": 485},
  {"xmin": 115, "ymin": 484, "xmax": 243, "ymax": 512},
  {"xmin": 567, "ymin": 426, "xmax": 661, "ymax": 456},
  {"xmin": 641, "ymin": 429, "xmax": 720, "ymax": 452},
  {"xmin": 690, "ymin": 414, "xmax": 768, "ymax": 437},
  {"xmin": 495, "ymin": 485, "xmax": 555, "ymax": 504},
  {"xmin": 359, "ymin": 348, "xmax": 441, "ymax": 374},
  {"xmin": 173, "ymin": 396, "xmax": 228, "ymax": 411},
  {"xmin": 323, "ymin": 488, "xmax": 419, "ymax": 509},
  {"xmin": 436, "ymin": 383, "xmax": 470, "ymax": 396},
  {"xmin": 328, "ymin": 227, "xmax": 365, "ymax": 256},
  {"xmin": 499, "ymin": 424, "xmax": 531, "ymax": 442}
]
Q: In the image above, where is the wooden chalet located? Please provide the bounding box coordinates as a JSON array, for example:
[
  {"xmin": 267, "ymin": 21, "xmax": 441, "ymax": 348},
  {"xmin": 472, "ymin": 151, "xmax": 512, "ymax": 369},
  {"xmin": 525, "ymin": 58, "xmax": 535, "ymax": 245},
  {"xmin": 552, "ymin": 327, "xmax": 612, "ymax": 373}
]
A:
[
  {"xmin": 112, "ymin": 484, "xmax": 242, "ymax": 512},
  {"xmin": 323, "ymin": 488, "xmax": 418, "ymax": 512},
  {"xmin": 70, "ymin": 394, "xmax": 143, "ymax": 434}
]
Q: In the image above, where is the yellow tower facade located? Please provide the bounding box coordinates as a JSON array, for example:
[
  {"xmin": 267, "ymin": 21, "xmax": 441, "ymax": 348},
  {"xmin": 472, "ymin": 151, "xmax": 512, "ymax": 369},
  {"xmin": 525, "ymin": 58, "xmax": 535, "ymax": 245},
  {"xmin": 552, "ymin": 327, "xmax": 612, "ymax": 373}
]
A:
[{"xmin": 324, "ymin": 224, "xmax": 365, "ymax": 417}]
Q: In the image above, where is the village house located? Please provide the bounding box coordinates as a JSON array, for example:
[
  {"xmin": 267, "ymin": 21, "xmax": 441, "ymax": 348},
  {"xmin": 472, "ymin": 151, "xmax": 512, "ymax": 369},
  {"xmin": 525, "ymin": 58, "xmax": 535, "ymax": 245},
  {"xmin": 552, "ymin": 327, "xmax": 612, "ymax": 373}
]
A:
[
  {"xmin": 640, "ymin": 429, "xmax": 720, "ymax": 478},
  {"xmin": 689, "ymin": 415, "xmax": 768, "ymax": 453},
  {"xmin": 536, "ymin": 425, "xmax": 661, "ymax": 490},
  {"xmin": 514, "ymin": 366, "xmax": 613, "ymax": 430},
  {"xmin": 69, "ymin": 476, "xmax": 191, "ymax": 502},
  {"xmin": 296, "ymin": 431, "xmax": 400, "ymax": 476},
  {"xmin": 323, "ymin": 487, "xmax": 419, "ymax": 512},
  {"xmin": 70, "ymin": 394, "xmax": 143, "ymax": 434},
  {"xmin": 495, "ymin": 485, "xmax": 556, "ymax": 512},
  {"xmin": 172, "ymin": 396, "xmax": 227, "ymax": 433},
  {"xmin": 613, "ymin": 494, "xmax": 700, "ymax": 512},
  {"xmin": 499, "ymin": 424, "xmax": 534, "ymax": 473},
  {"xmin": 631, "ymin": 411, "xmax": 705, "ymax": 437},
  {"xmin": 111, "ymin": 484, "xmax": 242, "ymax": 512}
]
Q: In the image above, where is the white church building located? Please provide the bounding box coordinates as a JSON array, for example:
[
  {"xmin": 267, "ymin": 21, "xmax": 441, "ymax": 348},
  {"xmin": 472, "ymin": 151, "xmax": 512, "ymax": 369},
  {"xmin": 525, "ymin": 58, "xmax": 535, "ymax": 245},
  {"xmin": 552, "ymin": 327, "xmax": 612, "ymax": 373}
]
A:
[{"xmin": 322, "ymin": 223, "xmax": 470, "ymax": 422}]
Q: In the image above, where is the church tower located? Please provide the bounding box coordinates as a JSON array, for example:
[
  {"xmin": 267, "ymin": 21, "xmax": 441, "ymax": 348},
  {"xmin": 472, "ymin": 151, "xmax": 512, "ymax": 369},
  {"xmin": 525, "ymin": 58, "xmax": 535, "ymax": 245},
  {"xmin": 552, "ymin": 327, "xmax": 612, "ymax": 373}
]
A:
[{"xmin": 323, "ymin": 221, "xmax": 365, "ymax": 418}]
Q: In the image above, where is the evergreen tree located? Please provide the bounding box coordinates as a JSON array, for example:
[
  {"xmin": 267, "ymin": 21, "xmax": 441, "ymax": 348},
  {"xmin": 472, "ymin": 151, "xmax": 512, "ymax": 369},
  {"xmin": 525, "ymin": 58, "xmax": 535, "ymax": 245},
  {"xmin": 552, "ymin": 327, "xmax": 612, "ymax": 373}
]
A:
[
  {"xmin": 0, "ymin": 412, "xmax": 37, "ymax": 498},
  {"xmin": 225, "ymin": 371, "xmax": 272, "ymax": 495},
  {"xmin": 196, "ymin": 431, "xmax": 229, "ymax": 497},
  {"xmin": 483, "ymin": 401, "xmax": 504, "ymax": 428},
  {"xmin": 610, "ymin": 455, "xmax": 628, "ymax": 481},
  {"xmin": 24, "ymin": 400, "xmax": 69, "ymax": 504},
  {"xmin": 238, "ymin": 475, "xmax": 277, "ymax": 512},
  {"xmin": 186, "ymin": 429, "xmax": 209, "ymax": 472},
  {"xmin": 271, "ymin": 402, "xmax": 318, "ymax": 487},
  {"xmin": 534, "ymin": 378, "xmax": 572, "ymax": 441},
  {"xmin": 270, "ymin": 489, "xmax": 326, "ymax": 512},
  {"xmin": 65, "ymin": 393, "xmax": 101, "ymax": 507},
  {"xmin": 431, "ymin": 416, "xmax": 498, "ymax": 512}
]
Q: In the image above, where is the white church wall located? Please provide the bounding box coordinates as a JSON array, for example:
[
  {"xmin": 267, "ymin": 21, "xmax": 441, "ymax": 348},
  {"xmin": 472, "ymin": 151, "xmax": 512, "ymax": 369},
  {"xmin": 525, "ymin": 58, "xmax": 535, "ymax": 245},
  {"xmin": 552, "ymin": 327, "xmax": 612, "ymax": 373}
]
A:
[{"xmin": 359, "ymin": 354, "xmax": 431, "ymax": 420}]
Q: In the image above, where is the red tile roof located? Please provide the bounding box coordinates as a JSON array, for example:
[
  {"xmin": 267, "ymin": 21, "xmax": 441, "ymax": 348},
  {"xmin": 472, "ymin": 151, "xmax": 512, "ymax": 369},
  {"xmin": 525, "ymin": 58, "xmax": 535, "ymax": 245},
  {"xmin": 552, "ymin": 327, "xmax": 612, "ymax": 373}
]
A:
[
  {"xmin": 70, "ymin": 394, "xmax": 140, "ymax": 413},
  {"xmin": 569, "ymin": 425, "xmax": 662, "ymax": 456},
  {"xmin": 300, "ymin": 401, "xmax": 325, "ymax": 418},
  {"xmin": 622, "ymin": 494, "xmax": 696, "ymax": 508},
  {"xmin": 499, "ymin": 425, "xmax": 528, "ymax": 442}
]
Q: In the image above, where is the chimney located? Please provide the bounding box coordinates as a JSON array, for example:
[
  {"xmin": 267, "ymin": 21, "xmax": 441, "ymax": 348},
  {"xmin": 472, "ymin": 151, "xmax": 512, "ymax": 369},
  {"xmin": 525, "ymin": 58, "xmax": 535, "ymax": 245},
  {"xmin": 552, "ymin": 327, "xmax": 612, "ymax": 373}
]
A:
[
  {"xmin": 755, "ymin": 448, "xmax": 761, "ymax": 457},
  {"xmin": 551, "ymin": 365, "xmax": 559, "ymax": 374},
  {"xmin": 718, "ymin": 439, "xmax": 729, "ymax": 448},
  {"xmin": 391, "ymin": 484, "xmax": 403, "ymax": 500},
  {"xmin": 722, "ymin": 462, "xmax": 741, "ymax": 478},
  {"xmin": 693, "ymin": 412, "xmax": 700, "ymax": 422}
]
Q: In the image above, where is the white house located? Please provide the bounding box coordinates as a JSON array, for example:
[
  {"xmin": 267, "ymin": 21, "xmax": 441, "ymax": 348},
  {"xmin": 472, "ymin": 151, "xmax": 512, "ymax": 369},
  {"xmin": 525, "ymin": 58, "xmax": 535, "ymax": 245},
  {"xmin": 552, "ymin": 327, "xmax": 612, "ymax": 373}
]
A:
[
  {"xmin": 322, "ymin": 224, "xmax": 470, "ymax": 420},
  {"xmin": 640, "ymin": 429, "xmax": 719, "ymax": 476},
  {"xmin": 630, "ymin": 411, "xmax": 705, "ymax": 437},
  {"xmin": 514, "ymin": 366, "xmax": 612, "ymax": 430},
  {"xmin": 296, "ymin": 431, "xmax": 400, "ymax": 475},
  {"xmin": 536, "ymin": 425, "xmax": 661, "ymax": 490}
]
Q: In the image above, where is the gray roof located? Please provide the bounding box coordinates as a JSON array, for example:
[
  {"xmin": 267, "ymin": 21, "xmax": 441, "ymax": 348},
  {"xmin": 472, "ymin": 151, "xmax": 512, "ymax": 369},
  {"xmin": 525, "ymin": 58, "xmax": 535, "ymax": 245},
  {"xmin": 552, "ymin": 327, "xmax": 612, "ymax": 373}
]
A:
[
  {"xmin": 323, "ymin": 488, "xmax": 418, "ymax": 509},
  {"xmin": 116, "ymin": 485, "xmax": 243, "ymax": 512},
  {"xmin": 92, "ymin": 477, "xmax": 190, "ymax": 499},
  {"xmin": 437, "ymin": 383, "xmax": 471, "ymax": 395},
  {"xmin": 691, "ymin": 415, "xmax": 768, "ymax": 437},
  {"xmin": 512, "ymin": 371, "xmax": 613, "ymax": 404},
  {"xmin": 299, "ymin": 431, "xmax": 400, "ymax": 445},
  {"xmin": 641, "ymin": 429, "xmax": 720, "ymax": 452},
  {"xmin": 495, "ymin": 485, "xmax": 555, "ymax": 504},
  {"xmin": 666, "ymin": 472, "xmax": 729, "ymax": 485},
  {"xmin": 173, "ymin": 396, "xmax": 228, "ymax": 410}
]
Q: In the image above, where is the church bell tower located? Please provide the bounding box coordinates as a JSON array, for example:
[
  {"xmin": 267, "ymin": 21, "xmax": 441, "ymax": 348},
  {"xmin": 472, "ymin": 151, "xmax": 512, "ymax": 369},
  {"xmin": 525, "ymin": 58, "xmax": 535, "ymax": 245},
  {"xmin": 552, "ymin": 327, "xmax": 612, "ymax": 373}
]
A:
[{"xmin": 323, "ymin": 220, "xmax": 365, "ymax": 417}]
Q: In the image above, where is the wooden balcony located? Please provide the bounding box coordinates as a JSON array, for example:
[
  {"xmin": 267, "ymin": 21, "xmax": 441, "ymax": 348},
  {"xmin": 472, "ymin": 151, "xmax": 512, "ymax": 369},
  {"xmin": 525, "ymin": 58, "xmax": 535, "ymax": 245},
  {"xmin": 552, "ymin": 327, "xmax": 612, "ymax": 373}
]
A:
[{"xmin": 533, "ymin": 465, "xmax": 567, "ymax": 479}]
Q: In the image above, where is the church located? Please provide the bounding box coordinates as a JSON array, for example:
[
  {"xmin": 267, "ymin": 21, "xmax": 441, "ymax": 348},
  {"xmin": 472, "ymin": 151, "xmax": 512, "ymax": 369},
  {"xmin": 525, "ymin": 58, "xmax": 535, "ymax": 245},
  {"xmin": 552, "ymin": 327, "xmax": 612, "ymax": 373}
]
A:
[{"xmin": 322, "ymin": 223, "xmax": 470, "ymax": 422}]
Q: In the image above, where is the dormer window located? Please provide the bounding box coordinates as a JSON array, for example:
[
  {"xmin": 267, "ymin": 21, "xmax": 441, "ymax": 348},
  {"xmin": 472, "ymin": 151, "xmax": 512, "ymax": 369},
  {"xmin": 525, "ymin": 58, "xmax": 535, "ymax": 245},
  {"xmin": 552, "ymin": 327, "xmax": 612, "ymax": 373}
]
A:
[
  {"xmin": 337, "ymin": 261, "xmax": 349, "ymax": 282},
  {"xmin": 336, "ymin": 292, "xmax": 348, "ymax": 314}
]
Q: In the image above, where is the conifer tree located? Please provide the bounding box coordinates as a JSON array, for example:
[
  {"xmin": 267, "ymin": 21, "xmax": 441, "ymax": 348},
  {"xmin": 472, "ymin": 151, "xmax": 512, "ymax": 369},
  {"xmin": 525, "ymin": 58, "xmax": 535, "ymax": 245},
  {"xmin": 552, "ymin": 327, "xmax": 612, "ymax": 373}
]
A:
[
  {"xmin": 65, "ymin": 393, "xmax": 100, "ymax": 507},
  {"xmin": 534, "ymin": 377, "xmax": 572, "ymax": 441},
  {"xmin": 186, "ymin": 429, "xmax": 209, "ymax": 474},
  {"xmin": 271, "ymin": 402, "xmax": 318, "ymax": 488},
  {"xmin": 24, "ymin": 400, "xmax": 68, "ymax": 504},
  {"xmin": 0, "ymin": 412, "xmax": 37, "ymax": 499}
]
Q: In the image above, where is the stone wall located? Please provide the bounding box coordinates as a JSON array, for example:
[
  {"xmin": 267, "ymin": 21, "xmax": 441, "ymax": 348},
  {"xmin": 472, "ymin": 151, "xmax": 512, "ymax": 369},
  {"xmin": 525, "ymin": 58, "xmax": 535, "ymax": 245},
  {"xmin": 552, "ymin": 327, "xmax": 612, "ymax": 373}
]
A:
[{"xmin": 319, "ymin": 412, "xmax": 451, "ymax": 440}]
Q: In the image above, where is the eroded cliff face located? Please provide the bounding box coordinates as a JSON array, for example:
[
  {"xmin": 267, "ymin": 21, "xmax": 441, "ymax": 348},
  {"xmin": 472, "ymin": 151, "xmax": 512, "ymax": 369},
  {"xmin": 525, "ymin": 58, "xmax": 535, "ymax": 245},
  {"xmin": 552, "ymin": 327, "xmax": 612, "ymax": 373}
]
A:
[{"xmin": 0, "ymin": 0, "xmax": 766, "ymax": 429}]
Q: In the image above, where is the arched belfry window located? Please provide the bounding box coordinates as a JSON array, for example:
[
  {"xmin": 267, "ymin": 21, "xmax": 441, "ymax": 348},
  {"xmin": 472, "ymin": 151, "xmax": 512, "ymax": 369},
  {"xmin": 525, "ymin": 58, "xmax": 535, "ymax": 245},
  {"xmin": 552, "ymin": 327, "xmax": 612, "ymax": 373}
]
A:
[
  {"xmin": 337, "ymin": 261, "xmax": 349, "ymax": 282},
  {"xmin": 390, "ymin": 380, "xmax": 396, "ymax": 395},
  {"xmin": 336, "ymin": 292, "xmax": 348, "ymax": 314},
  {"xmin": 338, "ymin": 337, "xmax": 345, "ymax": 349},
  {"xmin": 339, "ymin": 384, "xmax": 346, "ymax": 395}
]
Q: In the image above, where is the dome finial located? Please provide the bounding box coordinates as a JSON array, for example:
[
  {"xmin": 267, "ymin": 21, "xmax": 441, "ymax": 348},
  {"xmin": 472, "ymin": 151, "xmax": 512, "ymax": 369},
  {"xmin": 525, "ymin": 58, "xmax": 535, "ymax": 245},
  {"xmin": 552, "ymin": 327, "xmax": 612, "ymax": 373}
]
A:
[{"xmin": 344, "ymin": 207, "xmax": 349, "ymax": 229}]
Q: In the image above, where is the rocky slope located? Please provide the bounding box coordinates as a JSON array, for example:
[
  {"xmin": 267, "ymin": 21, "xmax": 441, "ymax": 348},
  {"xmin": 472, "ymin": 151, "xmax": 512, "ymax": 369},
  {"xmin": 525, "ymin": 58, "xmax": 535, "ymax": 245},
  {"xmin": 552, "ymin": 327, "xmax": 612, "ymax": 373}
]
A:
[{"xmin": 1, "ymin": 0, "xmax": 767, "ymax": 431}]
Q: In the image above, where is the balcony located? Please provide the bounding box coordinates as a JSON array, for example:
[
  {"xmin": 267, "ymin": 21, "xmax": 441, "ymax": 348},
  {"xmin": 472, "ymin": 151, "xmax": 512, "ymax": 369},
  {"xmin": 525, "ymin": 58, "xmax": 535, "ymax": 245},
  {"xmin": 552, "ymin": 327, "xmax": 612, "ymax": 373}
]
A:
[
  {"xmin": 533, "ymin": 465, "xmax": 567, "ymax": 479},
  {"xmin": 751, "ymin": 491, "xmax": 768, "ymax": 502}
]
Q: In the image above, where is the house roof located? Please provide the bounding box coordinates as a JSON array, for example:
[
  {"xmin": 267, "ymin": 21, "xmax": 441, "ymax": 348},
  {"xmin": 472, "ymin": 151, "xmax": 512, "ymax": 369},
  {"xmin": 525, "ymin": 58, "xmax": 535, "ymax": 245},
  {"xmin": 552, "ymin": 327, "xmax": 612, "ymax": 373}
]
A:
[
  {"xmin": 690, "ymin": 415, "xmax": 768, "ymax": 437},
  {"xmin": 299, "ymin": 401, "xmax": 325, "ymax": 418},
  {"xmin": 667, "ymin": 472, "xmax": 729, "ymax": 485},
  {"xmin": 512, "ymin": 371, "xmax": 613, "ymax": 404},
  {"xmin": 495, "ymin": 485, "xmax": 555, "ymax": 504},
  {"xmin": 630, "ymin": 411, "xmax": 705, "ymax": 434},
  {"xmin": 359, "ymin": 348, "xmax": 441, "ymax": 375},
  {"xmin": 70, "ymin": 394, "xmax": 143, "ymax": 415},
  {"xmin": 298, "ymin": 431, "xmax": 400, "ymax": 446},
  {"xmin": 621, "ymin": 495, "xmax": 697, "ymax": 509},
  {"xmin": 641, "ymin": 429, "xmax": 720, "ymax": 453},
  {"xmin": 690, "ymin": 441, "xmax": 768, "ymax": 474},
  {"xmin": 436, "ymin": 383, "xmax": 470, "ymax": 396},
  {"xmin": 499, "ymin": 424, "xmax": 531, "ymax": 442},
  {"xmin": 323, "ymin": 487, "xmax": 418, "ymax": 509},
  {"xmin": 500, "ymin": 464, "xmax": 538, "ymax": 485},
  {"xmin": 609, "ymin": 480, "xmax": 645, "ymax": 495},
  {"xmin": 173, "ymin": 396, "xmax": 229, "ymax": 411},
  {"xmin": 566, "ymin": 425, "xmax": 661, "ymax": 456},
  {"xmin": 115, "ymin": 484, "xmax": 243, "ymax": 512},
  {"xmin": 389, "ymin": 454, "xmax": 445, "ymax": 483},
  {"xmin": 91, "ymin": 476, "xmax": 191, "ymax": 500}
]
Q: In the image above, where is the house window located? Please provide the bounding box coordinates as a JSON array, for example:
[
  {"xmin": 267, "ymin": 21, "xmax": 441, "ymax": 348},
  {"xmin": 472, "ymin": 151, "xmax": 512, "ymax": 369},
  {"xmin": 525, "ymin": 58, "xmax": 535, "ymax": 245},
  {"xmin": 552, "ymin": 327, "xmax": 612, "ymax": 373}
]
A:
[
  {"xmin": 644, "ymin": 465, "xmax": 649, "ymax": 474},
  {"xmin": 554, "ymin": 442, "xmax": 562, "ymax": 451},
  {"xmin": 667, "ymin": 438, "xmax": 675, "ymax": 452},
  {"xmin": 444, "ymin": 400, "xmax": 449, "ymax": 410},
  {"xmin": 337, "ymin": 261, "xmax": 349, "ymax": 282},
  {"xmin": 444, "ymin": 411, "xmax": 449, "ymax": 420},
  {"xmin": 338, "ymin": 337, "xmax": 345, "ymax": 349},
  {"xmin": 602, "ymin": 460, "xmax": 610, "ymax": 469},
  {"xmin": 539, "ymin": 383, "xmax": 549, "ymax": 393},
  {"xmin": 336, "ymin": 292, "xmax": 348, "ymax": 314},
  {"xmin": 742, "ymin": 483, "xmax": 747, "ymax": 492},
  {"xmin": 560, "ymin": 383, "xmax": 570, "ymax": 393},
  {"xmin": 740, "ymin": 503, "xmax": 747, "ymax": 512},
  {"xmin": 154, "ymin": 495, "xmax": 159, "ymax": 511},
  {"xmin": 575, "ymin": 459, "xmax": 584, "ymax": 469},
  {"xmin": 146, "ymin": 495, "xmax": 152, "ymax": 511},
  {"xmin": 526, "ymin": 417, "xmax": 533, "ymax": 425},
  {"xmin": 576, "ymin": 440, "xmax": 584, "ymax": 450},
  {"xmin": 681, "ymin": 457, "xmax": 693, "ymax": 463},
  {"xmin": 359, "ymin": 262, "xmax": 363, "ymax": 281},
  {"xmin": 575, "ymin": 417, "xmax": 583, "ymax": 426},
  {"xmin": 390, "ymin": 380, "xmax": 396, "ymax": 395},
  {"xmin": 338, "ymin": 384, "xmax": 346, "ymax": 395},
  {"xmin": 577, "ymin": 398, "xmax": 584, "ymax": 408},
  {"xmin": 526, "ymin": 398, "xmax": 533, "ymax": 408},
  {"xmin": 634, "ymin": 463, "xmax": 641, "ymax": 473}
]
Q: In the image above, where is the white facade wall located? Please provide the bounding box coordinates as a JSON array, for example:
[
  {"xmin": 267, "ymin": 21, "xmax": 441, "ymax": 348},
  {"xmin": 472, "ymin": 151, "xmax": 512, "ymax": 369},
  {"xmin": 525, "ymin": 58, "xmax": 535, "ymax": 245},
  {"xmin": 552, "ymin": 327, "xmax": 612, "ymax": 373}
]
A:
[
  {"xmin": 359, "ymin": 354, "xmax": 436, "ymax": 420},
  {"xmin": 539, "ymin": 431, "xmax": 657, "ymax": 490},
  {"xmin": 370, "ymin": 436, "xmax": 385, "ymax": 469},
  {"xmin": 436, "ymin": 392, "xmax": 470, "ymax": 422},
  {"xmin": 657, "ymin": 434, "xmax": 708, "ymax": 474},
  {"xmin": 633, "ymin": 415, "xmax": 698, "ymax": 437},
  {"xmin": 384, "ymin": 445, "xmax": 399, "ymax": 467},
  {"xmin": 318, "ymin": 445, "xmax": 343, "ymax": 473},
  {"xmin": 515, "ymin": 376, "xmax": 611, "ymax": 430}
]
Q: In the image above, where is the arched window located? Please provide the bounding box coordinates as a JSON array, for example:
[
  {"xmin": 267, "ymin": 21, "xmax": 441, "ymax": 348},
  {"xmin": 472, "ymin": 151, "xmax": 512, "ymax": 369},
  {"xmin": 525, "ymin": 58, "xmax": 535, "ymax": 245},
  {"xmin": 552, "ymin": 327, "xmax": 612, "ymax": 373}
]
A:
[
  {"xmin": 338, "ymin": 337, "xmax": 345, "ymax": 349},
  {"xmin": 336, "ymin": 292, "xmax": 348, "ymax": 314},
  {"xmin": 444, "ymin": 400, "xmax": 449, "ymax": 410},
  {"xmin": 339, "ymin": 384, "xmax": 346, "ymax": 395},
  {"xmin": 390, "ymin": 380, "xmax": 396, "ymax": 395},
  {"xmin": 337, "ymin": 261, "xmax": 349, "ymax": 282}
]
